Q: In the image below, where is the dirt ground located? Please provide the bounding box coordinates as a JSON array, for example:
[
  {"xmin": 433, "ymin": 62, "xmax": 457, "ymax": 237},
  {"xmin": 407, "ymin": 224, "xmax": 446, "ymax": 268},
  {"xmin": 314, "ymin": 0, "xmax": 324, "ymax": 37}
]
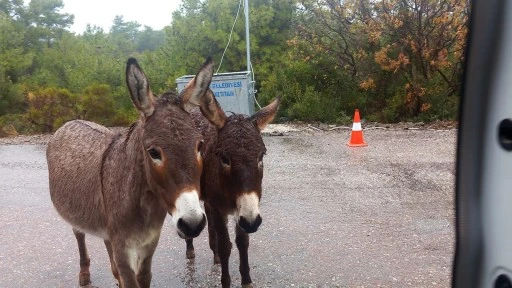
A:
[{"xmin": 0, "ymin": 126, "xmax": 456, "ymax": 287}]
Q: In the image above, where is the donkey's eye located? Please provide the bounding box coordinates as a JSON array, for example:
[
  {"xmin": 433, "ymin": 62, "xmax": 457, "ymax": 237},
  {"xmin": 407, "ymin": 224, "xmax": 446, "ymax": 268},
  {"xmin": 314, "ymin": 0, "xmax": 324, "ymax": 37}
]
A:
[
  {"xmin": 147, "ymin": 148, "xmax": 161, "ymax": 161},
  {"xmin": 197, "ymin": 140, "xmax": 204, "ymax": 153},
  {"xmin": 220, "ymin": 153, "xmax": 230, "ymax": 166}
]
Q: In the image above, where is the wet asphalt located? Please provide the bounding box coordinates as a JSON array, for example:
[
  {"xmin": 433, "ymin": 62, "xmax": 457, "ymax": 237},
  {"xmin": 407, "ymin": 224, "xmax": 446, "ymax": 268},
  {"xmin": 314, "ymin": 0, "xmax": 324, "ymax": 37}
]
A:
[{"xmin": 0, "ymin": 129, "xmax": 456, "ymax": 287}]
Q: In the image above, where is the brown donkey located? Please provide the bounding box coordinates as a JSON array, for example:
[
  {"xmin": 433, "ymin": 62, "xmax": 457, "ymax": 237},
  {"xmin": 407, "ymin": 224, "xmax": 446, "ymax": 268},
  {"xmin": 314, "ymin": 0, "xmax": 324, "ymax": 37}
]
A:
[
  {"xmin": 46, "ymin": 57, "xmax": 224, "ymax": 288},
  {"xmin": 185, "ymin": 95, "xmax": 280, "ymax": 288}
]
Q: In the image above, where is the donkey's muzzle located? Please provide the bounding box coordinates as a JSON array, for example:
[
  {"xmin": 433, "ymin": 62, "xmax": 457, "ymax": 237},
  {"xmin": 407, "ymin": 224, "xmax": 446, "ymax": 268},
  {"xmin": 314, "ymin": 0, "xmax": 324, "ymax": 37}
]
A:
[
  {"xmin": 177, "ymin": 213, "xmax": 206, "ymax": 239},
  {"xmin": 238, "ymin": 214, "xmax": 262, "ymax": 233},
  {"xmin": 173, "ymin": 190, "xmax": 206, "ymax": 239}
]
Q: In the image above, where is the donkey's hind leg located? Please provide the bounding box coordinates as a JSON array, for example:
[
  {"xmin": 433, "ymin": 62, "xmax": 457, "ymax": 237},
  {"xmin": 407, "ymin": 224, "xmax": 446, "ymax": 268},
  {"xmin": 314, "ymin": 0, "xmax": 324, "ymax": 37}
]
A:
[{"xmin": 72, "ymin": 228, "xmax": 91, "ymax": 286}]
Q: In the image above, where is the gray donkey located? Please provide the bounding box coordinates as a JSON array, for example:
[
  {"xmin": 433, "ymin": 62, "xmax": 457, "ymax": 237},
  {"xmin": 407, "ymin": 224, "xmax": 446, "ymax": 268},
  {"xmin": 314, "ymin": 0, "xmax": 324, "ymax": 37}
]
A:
[{"xmin": 46, "ymin": 57, "xmax": 225, "ymax": 288}]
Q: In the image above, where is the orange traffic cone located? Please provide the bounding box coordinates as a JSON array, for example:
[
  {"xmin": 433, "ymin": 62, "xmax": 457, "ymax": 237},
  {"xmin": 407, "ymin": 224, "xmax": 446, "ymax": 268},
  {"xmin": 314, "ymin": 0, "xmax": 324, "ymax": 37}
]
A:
[{"xmin": 347, "ymin": 109, "xmax": 368, "ymax": 147}]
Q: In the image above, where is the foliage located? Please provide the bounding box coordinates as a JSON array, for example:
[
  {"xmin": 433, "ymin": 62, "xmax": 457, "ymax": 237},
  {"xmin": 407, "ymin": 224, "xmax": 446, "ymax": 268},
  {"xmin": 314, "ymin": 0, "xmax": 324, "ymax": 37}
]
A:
[
  {"xmin": 155, "ymin": 0, "xmax": 296, "ymax": 90},
  {"xmin": 0, "ymin": 11, "xmax": 32, "ymax": 115},
  {"xmin": 26, "ymin": 87, "xmax": 78, "ymax": 132},
  {"xmin": 23, "ymin": 0, "xmax": 74, "ymax": 49},
  {"xmin": 294, "ymin": 0, "xmax": 467, "ymax": 121},
  {"xmin": 79, "ymin": 84, "xmax": 114, "ymax": 124},
  {"xmin": 0, "ymin": 113, "xmax": 29, "ymax": 135},
  {"xmin": 0, "ymin": 0, "xmax": 469, "ymax": 136}
]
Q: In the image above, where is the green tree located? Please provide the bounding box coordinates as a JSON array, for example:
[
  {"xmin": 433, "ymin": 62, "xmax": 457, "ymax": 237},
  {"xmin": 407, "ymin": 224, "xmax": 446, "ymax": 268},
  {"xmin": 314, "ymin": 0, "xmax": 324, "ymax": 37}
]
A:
[
  {"xmin": 0, "ymin": 10, "xmax": 33, "ymax": 115},
  {"xmin": 109, "ymin": 15, "xmax": 141, "ymax": 55},
  {"xmin": 136, "ymin": 26, "xmax": 165, "ymax": 52},
  {"xmin": 0, "ymin": 0, "xmax": 25, "ymax": 19},
  {"xmin": 24, "ymin": 0, "xmax": 73, "ymax": 48},
  {"xmin": 156, "ymin": 0, "xmax": 296, "ymax": 91},
  {"xmin": 29, "ymin": 28, "xmax": 126, "ymax": 93}
]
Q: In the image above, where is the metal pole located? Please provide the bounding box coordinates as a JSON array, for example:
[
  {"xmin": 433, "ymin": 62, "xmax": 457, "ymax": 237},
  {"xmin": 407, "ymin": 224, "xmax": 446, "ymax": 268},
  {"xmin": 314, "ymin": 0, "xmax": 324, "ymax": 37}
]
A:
[{"xmin": 244, "ymin": 0, "xmax": 251, "ymax": 73}]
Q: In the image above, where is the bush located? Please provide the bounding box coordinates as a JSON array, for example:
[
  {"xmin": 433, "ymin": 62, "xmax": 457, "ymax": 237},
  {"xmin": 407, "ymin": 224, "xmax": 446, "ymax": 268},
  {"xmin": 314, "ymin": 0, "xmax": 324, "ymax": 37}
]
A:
[
  {"xmin": 79, "ymin": 84, "xmax": 115, "ymax": 125},
  {"xmin": 0, "ymin": 114, "xmax": 32, "ymax": 136},
  {"xmin": 110, "ymin": 108, "xmax": 138, "ymax": 126},
  {"xmin": 259, "ymin": 62, "xmax": 360, "ymax": 124},
  {"xmin": 26, "ymin": 87, "xmax": 79, "ymax": 132}
]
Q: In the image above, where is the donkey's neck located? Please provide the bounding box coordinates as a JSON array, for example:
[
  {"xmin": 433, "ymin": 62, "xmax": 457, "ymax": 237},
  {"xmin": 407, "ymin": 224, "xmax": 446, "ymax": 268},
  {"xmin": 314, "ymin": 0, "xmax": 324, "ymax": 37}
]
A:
[
  {"xmin": 121, "ymin": 121, "xmax": 165, "ymax": 212},
  {"xmin": 101, "ymin": 121, "xmax": 152, "ymax": 206},
  {"xmin": 99, "ymin": 121, "xmax": 167, "ymax": 236},
  {"xmin": 121, "ymin": 121, "xmax": 149, "ymax": 191}
]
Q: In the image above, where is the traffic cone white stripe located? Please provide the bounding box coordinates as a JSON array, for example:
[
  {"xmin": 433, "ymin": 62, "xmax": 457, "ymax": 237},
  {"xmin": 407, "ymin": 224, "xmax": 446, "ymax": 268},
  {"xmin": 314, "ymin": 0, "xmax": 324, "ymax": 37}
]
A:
[{"xmin": 352, "ymin": 122, "xmax": 362, "ymax": 131}]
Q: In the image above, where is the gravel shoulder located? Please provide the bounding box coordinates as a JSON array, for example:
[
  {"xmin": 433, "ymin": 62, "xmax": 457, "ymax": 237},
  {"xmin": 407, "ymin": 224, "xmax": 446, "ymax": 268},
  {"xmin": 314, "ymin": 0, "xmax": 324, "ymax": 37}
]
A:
[{"xmin": 0, "ymin": 121, "xmax": 458, "ymax": 146}]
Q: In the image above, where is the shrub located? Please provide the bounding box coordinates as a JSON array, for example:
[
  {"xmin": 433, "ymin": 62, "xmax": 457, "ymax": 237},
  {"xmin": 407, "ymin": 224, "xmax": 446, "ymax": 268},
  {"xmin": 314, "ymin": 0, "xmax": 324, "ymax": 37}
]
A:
[
  {"xmin": 0, "ymin": 114, "xmax": 31, "ymax": 136},
  {"xmin": 26, "ymin": 87, "xmax": 79, "ymax": 132},
  {"xmin": 79, "ymin": 84, "xmax": 115, "ymax": 125}
]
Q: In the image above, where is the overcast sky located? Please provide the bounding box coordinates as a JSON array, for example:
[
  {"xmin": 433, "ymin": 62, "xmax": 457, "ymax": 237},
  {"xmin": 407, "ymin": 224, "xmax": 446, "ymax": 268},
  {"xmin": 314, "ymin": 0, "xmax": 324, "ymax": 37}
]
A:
[{"xmin": 60, "ymin": 0, "xmax": 182, "ymax": 33}]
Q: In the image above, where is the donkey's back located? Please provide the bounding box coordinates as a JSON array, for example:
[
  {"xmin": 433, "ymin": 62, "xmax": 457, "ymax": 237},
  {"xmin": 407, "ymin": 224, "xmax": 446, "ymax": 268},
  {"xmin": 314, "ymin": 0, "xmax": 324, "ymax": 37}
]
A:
[{"xmin": 47, "ymin": 119, "xmax": 114, "ymax": 237}]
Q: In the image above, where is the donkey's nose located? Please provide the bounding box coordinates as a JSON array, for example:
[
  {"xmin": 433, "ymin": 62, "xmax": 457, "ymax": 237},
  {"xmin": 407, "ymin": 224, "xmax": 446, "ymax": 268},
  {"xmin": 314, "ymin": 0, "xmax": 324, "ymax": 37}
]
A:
[
  {"xmin": 177, "ymin": 213, "xmax": 206, "ymax": 239},
  {"xmin": 238, "ymin": 214, "xmax": 262, "ymax": 233}
]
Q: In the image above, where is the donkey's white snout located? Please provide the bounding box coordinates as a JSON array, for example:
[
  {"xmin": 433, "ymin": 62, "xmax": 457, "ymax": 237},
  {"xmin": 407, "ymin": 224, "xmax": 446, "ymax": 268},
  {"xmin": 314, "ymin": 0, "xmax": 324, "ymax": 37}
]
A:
[
  {"xmin": 172, "ymin": 191, "xmax": 206, "ymax": 239},
  {"xmin": 235, "ymin": 192, "xmax": 262, "ymax": 233}
]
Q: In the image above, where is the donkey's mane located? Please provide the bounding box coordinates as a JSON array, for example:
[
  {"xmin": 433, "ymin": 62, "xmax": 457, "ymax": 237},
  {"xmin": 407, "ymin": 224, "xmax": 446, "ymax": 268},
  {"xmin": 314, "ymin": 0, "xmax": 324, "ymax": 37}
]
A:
[
  {"xmin": 157, "ymin": 91, "xmax": 180, "ymax": 106},
  {"xmin": 226, "ymin": 114, "xmax": 248, "ymax": 122},
  {"xmin": 124, "ymin": 121, "xmax": 138, "ymax": 147}
]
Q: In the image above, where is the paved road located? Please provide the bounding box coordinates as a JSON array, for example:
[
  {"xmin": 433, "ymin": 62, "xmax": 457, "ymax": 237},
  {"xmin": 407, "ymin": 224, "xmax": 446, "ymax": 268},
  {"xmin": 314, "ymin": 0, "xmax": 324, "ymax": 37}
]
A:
[{"xmin": 0, "ymin": 129, "xmax": 456, "ymax": 287}]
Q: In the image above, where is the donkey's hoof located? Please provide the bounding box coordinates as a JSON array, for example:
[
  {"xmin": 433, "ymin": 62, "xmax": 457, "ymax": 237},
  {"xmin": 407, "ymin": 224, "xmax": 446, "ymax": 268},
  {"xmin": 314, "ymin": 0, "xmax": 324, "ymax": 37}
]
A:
[
  {"xmin": 213, "ymin": 254, "xmax": 221, "ymax": 264},
  {"xmin": 242, "ymin": 283, "xmax": 253, "ymax": 288},
  {"xmin": 186, "ymin": 249, "xmax": 195, "ymax": 259},
  {"xmin": 78, "ymin": 272, "xmax": 91, "ymax": 286}
]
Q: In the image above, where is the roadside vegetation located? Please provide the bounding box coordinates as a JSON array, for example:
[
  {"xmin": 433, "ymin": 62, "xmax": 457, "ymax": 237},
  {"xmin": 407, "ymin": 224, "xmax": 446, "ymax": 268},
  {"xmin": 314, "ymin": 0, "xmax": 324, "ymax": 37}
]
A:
[{"xmin": 0, "ymin": 0, "xmax": 468, "ymax": 135}]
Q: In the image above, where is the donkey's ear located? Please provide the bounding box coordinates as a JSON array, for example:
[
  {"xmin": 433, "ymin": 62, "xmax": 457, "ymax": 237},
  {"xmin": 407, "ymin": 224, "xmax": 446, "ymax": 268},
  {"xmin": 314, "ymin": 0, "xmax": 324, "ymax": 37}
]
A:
[
  {"xmin": 126, "ymin": 58, "xmax": 155, "ymax": 118},
  {"xmin": 180, "ymin": 57, "xmax": 227, "ymax": 128},
  {"xmin": 197, "ymin": 90, "xmax": 227, "ymax": 129},
  {"xmin": 180, "ymin": 57, "xmax": 214, "ymax": 112},
  {"xmin": 250, "ymin": 97, "xmax": 281, "ymax": 132}
]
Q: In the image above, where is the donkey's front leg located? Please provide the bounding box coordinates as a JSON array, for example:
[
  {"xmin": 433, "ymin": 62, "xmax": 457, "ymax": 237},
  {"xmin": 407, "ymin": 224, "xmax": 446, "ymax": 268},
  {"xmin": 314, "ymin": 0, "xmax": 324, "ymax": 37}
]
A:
[
  {"xmin": 205, "ymin": 204, "xmax": 220, "ymax": 264},
  {"xmin": 211, "ymin": 209, "xmax": 232, "ymax": 288},
  {"xmin": 136, "ymin": 236, "xmax": 160, "ymax": 288},
  {"xmin": 111, "ymin": 240, "xmax": 139, "ymax": 288},
  {"xmin": 235, "ymin": 225, "xmax": 253, "ymax": 287}
]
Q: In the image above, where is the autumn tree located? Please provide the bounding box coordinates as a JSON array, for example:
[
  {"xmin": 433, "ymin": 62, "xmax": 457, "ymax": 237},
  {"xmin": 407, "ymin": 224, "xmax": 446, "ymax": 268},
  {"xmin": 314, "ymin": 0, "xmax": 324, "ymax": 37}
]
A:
[
  {"xmin": 366, "ymin": 0, "xmax": 468, "ymax": 119},
  {"xmin": 294, "ymin": 0, "xmax": 468, "ymax": 121}
]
